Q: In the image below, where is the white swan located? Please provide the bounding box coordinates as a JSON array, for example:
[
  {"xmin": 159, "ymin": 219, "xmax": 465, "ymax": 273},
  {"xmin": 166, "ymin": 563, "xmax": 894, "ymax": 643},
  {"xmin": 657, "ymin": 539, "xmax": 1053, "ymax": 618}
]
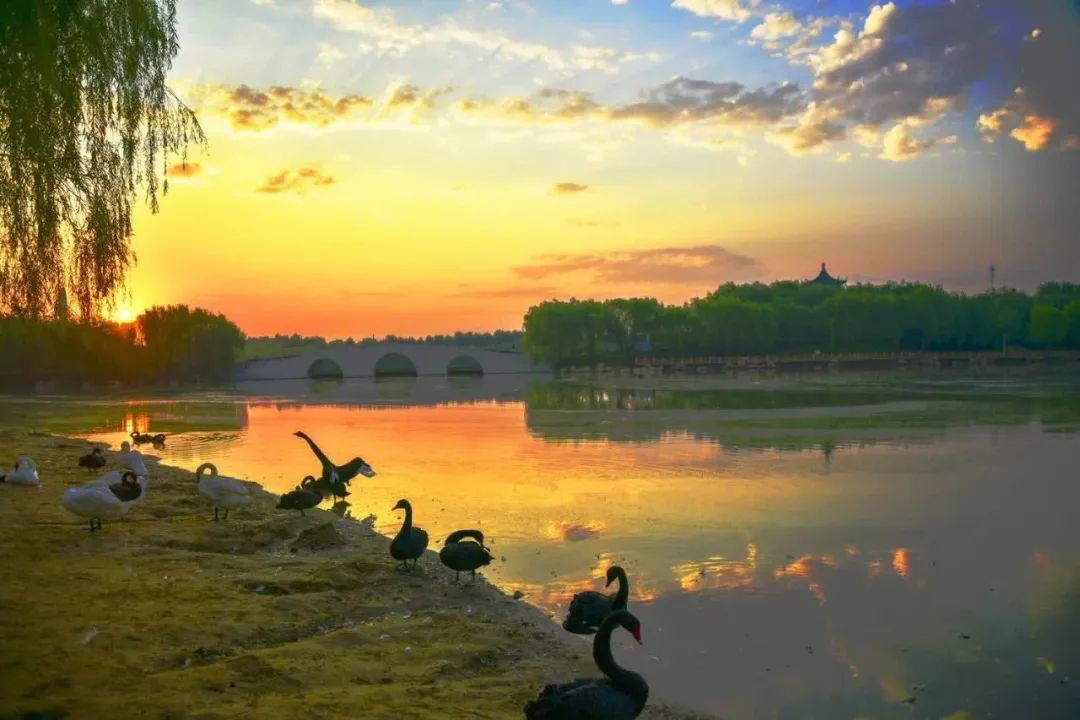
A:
[
  {"xmin": 62, "ymin": 472, "xmax": 143, "ymax": 531},
  {"xmin": 85, "ymin": 469, "xmax": 148, "ymax": 497},
  {"xmin": 118, "ymin": 441, "xmax": 149, "ymax": 477},
  {"xmin": 1, "ymin": 456, "xmax": 40, "ymax": 486},
  {"xmin": 196, "ymin": 462, "xmax": 251, "ymax": 521}
]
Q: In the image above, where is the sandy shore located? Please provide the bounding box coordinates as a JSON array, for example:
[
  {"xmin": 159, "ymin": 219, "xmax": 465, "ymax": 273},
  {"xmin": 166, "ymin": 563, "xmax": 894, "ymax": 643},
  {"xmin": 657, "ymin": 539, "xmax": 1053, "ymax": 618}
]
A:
[{"xmin": 0, "ymin": 431, "xmax": 713, "ymax": 720}]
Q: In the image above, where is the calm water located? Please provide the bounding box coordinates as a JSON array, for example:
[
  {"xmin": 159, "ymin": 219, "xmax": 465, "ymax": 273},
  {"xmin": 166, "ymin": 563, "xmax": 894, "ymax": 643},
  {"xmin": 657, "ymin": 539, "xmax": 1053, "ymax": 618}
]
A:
[{"xmin": 3, "ymin": 371, "xmax": 1080, "ymax": 719}]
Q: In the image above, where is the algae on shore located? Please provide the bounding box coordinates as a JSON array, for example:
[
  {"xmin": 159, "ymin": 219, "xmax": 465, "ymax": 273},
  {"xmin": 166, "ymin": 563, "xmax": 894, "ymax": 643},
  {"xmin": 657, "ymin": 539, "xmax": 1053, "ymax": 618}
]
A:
[{"xmin": 0, "ymin": 432, "xmax": 711, "ymax": 720}]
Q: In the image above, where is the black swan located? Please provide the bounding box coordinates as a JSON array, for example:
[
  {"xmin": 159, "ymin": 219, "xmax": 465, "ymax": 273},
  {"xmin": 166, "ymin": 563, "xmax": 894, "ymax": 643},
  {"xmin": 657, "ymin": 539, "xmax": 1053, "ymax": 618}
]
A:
[
  {"xmin": 563, "ymin": 565, "xmax": 630, "ymax": 635},
  {"xmin": 293, "ymin": 431, "xmax": 375, "ymax": 500},
  {"xmin": 389, "ymin": 499, "xmax": 429, "ymax": 571},
  {"xmin": 525, "ymin": 609, "xmax": 648, "ymax": 719},
  {"xmin": 77, "ymin": 447, "xmax": 107, "ymax": 471},
  {"xmin": 439, "ymin": 529, "xmax": 494, "ymax": 583},
  {"xmin": 277, "ymin": 476, "xmax": 323, "ymax": 515},
  {"xmin": 130, "ymin": 431, "xmax": 153, "ymax": 445}
]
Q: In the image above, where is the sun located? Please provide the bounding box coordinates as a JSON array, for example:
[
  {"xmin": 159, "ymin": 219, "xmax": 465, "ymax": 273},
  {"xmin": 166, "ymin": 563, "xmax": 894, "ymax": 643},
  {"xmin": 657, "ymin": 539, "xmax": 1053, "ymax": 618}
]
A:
[{"xmin": 115, "ymin": 307, "xmax": 133, "ymax": 323}]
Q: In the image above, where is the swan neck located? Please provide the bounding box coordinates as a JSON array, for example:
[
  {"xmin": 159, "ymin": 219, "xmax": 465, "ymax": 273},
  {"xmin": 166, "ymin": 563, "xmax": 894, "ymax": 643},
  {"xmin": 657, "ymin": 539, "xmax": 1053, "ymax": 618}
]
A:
[
  {"xmin": 400, "ymin": 504, "xmax": 413, "ymax": 532},
  {"xmin": 593, "ymin": 622, "xmax": 640, "ymax": 697},
  {"xmin": 196, "ymin": 462, "xmax": 217, "ymax": 480},
  {"xmin": 612, "ymin": 570, "xmax": 629, "ymax": 609}
]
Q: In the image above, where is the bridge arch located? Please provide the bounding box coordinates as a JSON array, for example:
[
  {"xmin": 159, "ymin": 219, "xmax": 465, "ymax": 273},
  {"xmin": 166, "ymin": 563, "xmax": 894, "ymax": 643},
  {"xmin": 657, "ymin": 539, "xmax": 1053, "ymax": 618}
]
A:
[
  {"xmin": 307, "ymin": 357, "xmax": 344, "ymax": 379},
  {"xmin": 374, "ymin": 352, "xmax": 418, "ymax": 377},
  {"xmin": 446, "ymin": 354, "xmax": 484, "ymax": 376}
]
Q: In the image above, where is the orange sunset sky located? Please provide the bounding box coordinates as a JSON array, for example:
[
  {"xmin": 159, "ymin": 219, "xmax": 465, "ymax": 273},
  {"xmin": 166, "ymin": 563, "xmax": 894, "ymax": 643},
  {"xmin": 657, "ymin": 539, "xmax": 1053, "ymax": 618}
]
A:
[{"xmin": 119, "ymin": 0, "xmax": 1080, "ymax": 337}]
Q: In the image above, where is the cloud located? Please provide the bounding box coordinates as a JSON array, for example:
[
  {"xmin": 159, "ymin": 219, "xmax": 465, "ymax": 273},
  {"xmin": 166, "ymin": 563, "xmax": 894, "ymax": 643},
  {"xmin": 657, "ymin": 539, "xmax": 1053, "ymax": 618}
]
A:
[
  {"xmin": 191, "ymin": 84, "xmax": 374, "ymax": 131},
  {"xmin": 880, "ymin": 120, "xmax": 957, "ymax": 162},
  {"xmin": 612, "ymin": 0, "xmax": 629, "ymax": 5},
  {"xmin": 689, "ymin": 30, "xmax": 714, "ymax": 41},
  {"xmin": 256, "ymin": 166, "xmax": 336, "ymax": 194},
  {"xmin": 750, "ymin": 12, "xmax": 802, "ymax": 48},
  {"xmin": 310, "ymin": 0, "xmax": 658, "ymax": 73},
  {"xmin": 316, "ymin": 43, "xmax": 344, "ymax": 67},
  {"xmin": 549, "ymin": 182, "xmax": 590, "ymax": 196},
  {"xmin": 756, "ymin": 0, "xmax": 1007, "ymax": 158},
  {"xmin": 975, "ymin": 8, "xmax": 1080, "ymax": 152},
  {"xmin": 513, "ymin": 244, "xmax": 760, "ymax": 284},
  {"xmin": 455, "ymin": 77, "xmax": 803, "ymax": 130},
  {"xmin": 671, "ymin": 0, "xmax": 760, "ymax": 23},
  {"xmin": 166, "ymin": 162, "xmax": 202, "ymax": 178}
]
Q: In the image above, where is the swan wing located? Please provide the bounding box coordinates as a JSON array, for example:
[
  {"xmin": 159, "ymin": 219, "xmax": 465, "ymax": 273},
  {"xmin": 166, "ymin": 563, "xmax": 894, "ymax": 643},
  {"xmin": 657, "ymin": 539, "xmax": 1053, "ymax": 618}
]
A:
[
  {"xmin": 85, "ymin": 470, "xmax": 125, "ymax": 488},
  {"xmin": 7, "ymin": 466, "xmax": 40, "ymax": 486},
  {"xmin": 199, "ymin": 475, "xmax": 252, "ymax": 506},
  {"xmin": 526, "ymin": 680, "xmax": 636, "ymax": 720},
  {"xmin": 62, "ymin": 487, "xmax": 130, "ymax": 519}
]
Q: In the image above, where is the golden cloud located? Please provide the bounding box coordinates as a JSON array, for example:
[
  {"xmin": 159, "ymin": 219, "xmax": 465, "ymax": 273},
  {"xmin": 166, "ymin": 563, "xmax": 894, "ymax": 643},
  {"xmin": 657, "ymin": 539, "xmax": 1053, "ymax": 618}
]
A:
[
  {"xmin": 549, "ymin": 182, "xmax": 590, "ymax": 196},
  {"xmin": 256, "ymin": 166, "xmax": 336, "ymax": 194}
]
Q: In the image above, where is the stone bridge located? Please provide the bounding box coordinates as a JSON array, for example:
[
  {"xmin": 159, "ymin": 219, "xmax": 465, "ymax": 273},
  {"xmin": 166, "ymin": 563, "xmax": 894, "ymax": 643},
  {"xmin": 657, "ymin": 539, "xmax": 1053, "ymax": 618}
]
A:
[{"xmin": 235, "ymin": 342, "xmax": 550, "ymax": 381}]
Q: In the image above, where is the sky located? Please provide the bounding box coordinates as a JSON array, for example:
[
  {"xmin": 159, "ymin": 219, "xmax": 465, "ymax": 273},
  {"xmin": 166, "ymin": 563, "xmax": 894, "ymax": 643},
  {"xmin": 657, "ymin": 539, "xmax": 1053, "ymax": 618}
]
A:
[{"xmin": 121, "ymin": 0, "xmax": 1080, "ymax": 337}]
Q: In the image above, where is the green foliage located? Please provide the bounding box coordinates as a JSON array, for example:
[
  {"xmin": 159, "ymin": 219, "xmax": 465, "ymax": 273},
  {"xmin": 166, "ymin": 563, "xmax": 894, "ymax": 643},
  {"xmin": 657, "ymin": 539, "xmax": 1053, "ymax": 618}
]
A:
[
  {"xmin": 0, "ymin": 305, "xmax": 242, "ymax": 389},
  {"xmin": 1028, "ymin": 305, "xmax": 1069, "ymax": 348},
  {"xmin": 0, "ymin": 0, "xmax": 203, "ymax": 319},
  {"xmin": 522, "ymin": 281, "xmax": 1077, "ymax": 365}
]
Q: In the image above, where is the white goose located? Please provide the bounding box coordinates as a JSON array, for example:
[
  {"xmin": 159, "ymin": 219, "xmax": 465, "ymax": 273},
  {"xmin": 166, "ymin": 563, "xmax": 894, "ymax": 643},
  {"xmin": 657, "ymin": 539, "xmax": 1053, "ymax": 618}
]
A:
[
  {"xmin": 1, "ymin": 456, "xmax": 40, "ymax": 486},
  {"xmin": 196, "ymin": 462, "xmax": 251, "ymax": 521},
  {"xmin": 62, "ymin": 471, "xmax": 143, "ymax": 531}
]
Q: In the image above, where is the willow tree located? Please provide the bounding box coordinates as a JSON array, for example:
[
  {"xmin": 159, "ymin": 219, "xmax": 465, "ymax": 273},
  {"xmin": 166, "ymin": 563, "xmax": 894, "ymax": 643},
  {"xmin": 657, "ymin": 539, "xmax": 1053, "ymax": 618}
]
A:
[{"xmin": 0, "ymin": 0, "xmax": 204, "ymax": 318}]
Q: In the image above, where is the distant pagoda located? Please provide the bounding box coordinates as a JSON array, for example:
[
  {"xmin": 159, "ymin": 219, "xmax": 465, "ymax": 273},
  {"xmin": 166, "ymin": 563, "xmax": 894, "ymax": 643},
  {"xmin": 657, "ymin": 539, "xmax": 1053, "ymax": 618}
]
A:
[{"xmin": 808, "ymin": 262, "xmax": 845, "ymax": 286}]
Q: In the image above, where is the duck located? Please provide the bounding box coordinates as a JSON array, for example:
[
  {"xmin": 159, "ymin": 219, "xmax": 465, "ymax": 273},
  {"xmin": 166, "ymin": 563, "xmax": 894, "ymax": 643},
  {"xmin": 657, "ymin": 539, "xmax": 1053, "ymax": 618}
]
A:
[
  {"xmin": 389, "ymin": 499, "xmax": 429, "ymax": 571},
  {"xmin": 118, "ymin": 441, "xmax": 149, "ymax": 477},
  {"xmin": 439, "ymin": 529, "xmax": 494, "ymax": 583},
  {"xmin": 293, "ymin": 431, "xmax": 375, "ymax": 500},
  {"xmin": 0, "ymin": 456, "xmax": 40, "ymax": 486},
  {"xmin": 276, "ymin": 476, "xmax": 322, "ymax": 516},
  {"xmin": 525, "ymin": 610, "xmax": 648, "ymax": 720},
  {"xmin": 77, "ymin": 447, "xmax": 107, "ymax": 471},
  {"xmin": 563, "ymin": 565, "xmax": 630, "ymax": 635},
  {"xmin": 195, "ymin": 462, "xmax": 252, "ymax": 521},
  {"xmin": 62, "ymin": 471, "xmax": 143, "ymax": 531}
]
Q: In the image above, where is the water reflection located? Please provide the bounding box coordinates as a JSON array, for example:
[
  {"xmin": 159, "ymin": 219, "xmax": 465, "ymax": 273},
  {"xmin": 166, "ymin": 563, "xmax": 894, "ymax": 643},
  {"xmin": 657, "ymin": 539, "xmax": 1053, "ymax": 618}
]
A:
[{"xmin": 2, "ymin": 372, "xmax": 1079, "ymax": 718}]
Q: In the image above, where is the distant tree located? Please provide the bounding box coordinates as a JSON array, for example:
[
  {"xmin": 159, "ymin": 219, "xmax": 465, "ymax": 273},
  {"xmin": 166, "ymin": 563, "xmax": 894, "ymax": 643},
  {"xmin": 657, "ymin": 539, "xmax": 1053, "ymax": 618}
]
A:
[
  {"xmin": 0, "ymin": 0, "xmax": 204, "ymax": 319},
  {"xmin": 1028, "ymin": 305, "xmax": 1069, "ymax": 348},
  {"xmin": 138, "ymin": 305, "xmax": 243, "ymax": 382}
]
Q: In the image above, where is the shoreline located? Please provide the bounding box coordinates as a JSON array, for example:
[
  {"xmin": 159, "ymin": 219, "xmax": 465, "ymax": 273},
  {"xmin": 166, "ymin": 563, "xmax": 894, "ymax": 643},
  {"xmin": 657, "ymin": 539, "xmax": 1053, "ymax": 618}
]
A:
[{"xmin": 0, "ymin": 431, "xmax": 713, "ymax": 719}]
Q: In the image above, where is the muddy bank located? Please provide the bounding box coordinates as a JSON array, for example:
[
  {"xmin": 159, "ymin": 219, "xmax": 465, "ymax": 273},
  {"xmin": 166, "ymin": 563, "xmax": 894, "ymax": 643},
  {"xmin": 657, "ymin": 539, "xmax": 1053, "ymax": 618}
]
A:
[{"xmin": 0, "ymin": 432, "xmax": 713, "ymax": 719}]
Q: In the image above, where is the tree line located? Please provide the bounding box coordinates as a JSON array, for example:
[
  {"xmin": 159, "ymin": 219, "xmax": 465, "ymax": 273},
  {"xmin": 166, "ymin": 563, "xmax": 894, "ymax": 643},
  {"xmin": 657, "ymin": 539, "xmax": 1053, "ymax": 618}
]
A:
[
  {"xmin": 0, "ymin": 305, "xmax": 243, "ymax": 390},
  {"xmin": 242, "ymin": 330, "xmax": 523, "ymax": 360},
  {"xmin": 522, "ymin": 281, "xmax": 1080, "ymax": 368}
]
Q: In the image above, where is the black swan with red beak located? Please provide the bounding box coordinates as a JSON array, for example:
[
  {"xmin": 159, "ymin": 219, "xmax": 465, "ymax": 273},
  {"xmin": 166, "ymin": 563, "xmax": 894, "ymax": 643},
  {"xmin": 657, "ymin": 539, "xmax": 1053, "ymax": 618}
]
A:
[
  {"xmin": 526, "ymin": 609, "xmax": 648, "ymax": 719},
  {"xmin": 562, "ymin": 565, "xmax": 629, "ymax": 634}
]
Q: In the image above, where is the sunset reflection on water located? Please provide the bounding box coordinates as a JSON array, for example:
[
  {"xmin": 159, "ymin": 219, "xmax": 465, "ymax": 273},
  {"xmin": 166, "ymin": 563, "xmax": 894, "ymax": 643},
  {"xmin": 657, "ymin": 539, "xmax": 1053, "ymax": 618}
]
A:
[{"xmin": 41, "ymin": 384, "xmax": 1080, "ymax": 719}]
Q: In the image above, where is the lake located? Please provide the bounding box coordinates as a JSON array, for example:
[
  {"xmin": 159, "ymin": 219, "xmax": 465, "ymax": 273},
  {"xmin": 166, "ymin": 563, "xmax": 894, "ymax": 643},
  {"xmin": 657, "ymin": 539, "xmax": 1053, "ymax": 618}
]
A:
[{"xmin": 3, "ymin": 369, "xmax": 1079, "ymax": 719}]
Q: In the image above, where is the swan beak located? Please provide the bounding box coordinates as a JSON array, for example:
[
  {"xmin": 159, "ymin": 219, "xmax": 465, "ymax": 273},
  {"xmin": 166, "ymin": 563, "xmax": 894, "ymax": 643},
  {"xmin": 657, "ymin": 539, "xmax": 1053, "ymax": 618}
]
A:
[
  {"xmin": 359, "ymin": 464, "xmax": 376, "ymax": 478},
  {"xmin": 632, "ymin": 628, "xmax": 642, "ymax": 645}
]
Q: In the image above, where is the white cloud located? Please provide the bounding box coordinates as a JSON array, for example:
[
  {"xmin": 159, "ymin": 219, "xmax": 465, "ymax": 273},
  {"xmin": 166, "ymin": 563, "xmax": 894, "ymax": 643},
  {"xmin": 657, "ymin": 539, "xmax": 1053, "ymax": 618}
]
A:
[
  {"xmin": 316, "ymin": 43, "xmax": 344, "ymax": 67},
  {"xmin": 690, "ymin": 30, "xmax": 714, "ymax": 41},
  {"xmin": 671, "ymin": 0, "xmax": 760, "ymax": 23},
  {"xmin": 311, "ymin": 0, "xmax": 656, "ymax": 72}
]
